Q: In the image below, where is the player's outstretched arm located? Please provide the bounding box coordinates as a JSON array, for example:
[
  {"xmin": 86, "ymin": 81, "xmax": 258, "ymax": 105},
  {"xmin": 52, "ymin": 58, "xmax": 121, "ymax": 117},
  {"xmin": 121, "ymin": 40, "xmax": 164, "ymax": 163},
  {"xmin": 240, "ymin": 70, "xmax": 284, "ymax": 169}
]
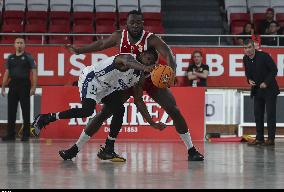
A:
[
  {"xmin": 65, "ymin": 31, "xmax": 121, "ymax": 54},
  {"xmin": 116, "ymin": 54, "xmax": 155, "ymax": 72},
  {"xmin": 133, "ymin": 74, "xmax": 166, "ymax": 130}
]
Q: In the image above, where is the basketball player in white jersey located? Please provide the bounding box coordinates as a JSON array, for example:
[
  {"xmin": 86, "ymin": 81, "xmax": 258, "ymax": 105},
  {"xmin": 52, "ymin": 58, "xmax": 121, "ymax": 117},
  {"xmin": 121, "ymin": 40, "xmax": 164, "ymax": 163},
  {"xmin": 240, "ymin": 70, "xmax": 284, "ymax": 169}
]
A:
[
  {"xmin": 65, "ymin": 10, "xmax": 204, "ymax": 161},
  {"xmin": 33, "ymin": 49, "xmax": 166, "ymax": 161}
]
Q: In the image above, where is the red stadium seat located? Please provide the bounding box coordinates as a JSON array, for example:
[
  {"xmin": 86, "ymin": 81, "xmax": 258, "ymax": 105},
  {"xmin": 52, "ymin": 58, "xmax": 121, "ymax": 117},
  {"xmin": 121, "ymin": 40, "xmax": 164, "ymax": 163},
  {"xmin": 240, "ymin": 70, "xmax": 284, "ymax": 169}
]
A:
[
  {"xmin": 73, "ymin": 25, "xmax": 94, "ymax": 33},
  {"xmin": 230, "ymin": 21, "xmax": 247, "ymax": 34},
  {"xmin": 253, "ymin": 13, "xmax": 266, "ymax": 33},
  {"xmin": 96, "ymin": 25, "xmax": 116, "ymax": 34},
  {"xmin": 49, "ymin": 37, "xmax": 71, "ymax": 44},
  {"xmin": 143, "ymin": 12, "xmax": 162, "ymax": 26},
  {"xmin": 231, "ymin": 25, "xmax": 243, "ymax": 35},
  {"xmin": 73, "ymin": 12, "xmax": 95, "ymax": 26},
  {"xmin": 118, "ymin": 12, "xmax": 128, "ymax": 29},
  {"xmin": 2, "ymin": 24, "xmax": 23, "ymax": 33},
  {"xmin": 231, "ymin": 21, "xmax": 248, "ymax": 27},
  {"xmin": 73, "ymin": 36, "xmax": 94, "ymax": 45},
  {"xmin": 144, "ymin": 25, "xmax": 165, "ymax": 34},
  {"xmin": 50, "ymin": 11, "xmax": 71, "ymax": 25},
  {"xmin": 26, "ymin": 11, "xmax": 48, "ymax": 24},
  {"xmin": 1, "ymin": 24, "xmax": 24, "ymax": 44},
  {"xmin": 25, "ymin": 23, "xmax": 47, "ymax": 44},
  {"xmin": 95, "ymin": 12, "xmax": 117, "ymax": 26},
  {"xmin": 25, "ymin": 23, "xmax": 47, "ymax": 33},
  {"xmin": 253, "ymin": 13, "xmax": 266, "ymax": 23},
  {"xmin": 96, "ymin": 25, "xmax": 116, "ymax": 39},
  {"xmin": 95, "ymin": 12, "xmax": 117, "ymax": 37},
  {"xmin": 276, "ymin": 13, "xmax": 284, "ymax": 22},
  {"xmin": 48, "ymin": 12, "xmax": 71, "ymax": 44},
  {"xmin": 278, "ymin": 21, "xmax": 284, "ymax": 29},
  {"xmin": 25, "ymin": 38, "xmax": 46, "ymax": 44},
  {"xmin": 49, "ymin": 24, "xmax": 70, "ymax": 33},
  {"xmin": 230, "ymin": 13, "xmax": 250, "ymax": 24},
  {"xmin": 73, "ymin": 24, "xmax": 95, "ymax": 44},
  {"xmin": 3, "ymin": 11, "xmax": 25, "ymax": 25},
  {"xmin": 48, "ymin": 24, "xmax": 71, "ymax": 44}
]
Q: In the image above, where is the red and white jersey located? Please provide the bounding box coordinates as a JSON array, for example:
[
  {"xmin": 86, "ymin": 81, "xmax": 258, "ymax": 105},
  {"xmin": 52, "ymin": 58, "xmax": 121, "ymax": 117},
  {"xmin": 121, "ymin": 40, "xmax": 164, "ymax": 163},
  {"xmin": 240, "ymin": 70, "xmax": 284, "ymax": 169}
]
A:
[{"xmin": 119, "ymin": 29, "xmax": 153, "ymax": 56}]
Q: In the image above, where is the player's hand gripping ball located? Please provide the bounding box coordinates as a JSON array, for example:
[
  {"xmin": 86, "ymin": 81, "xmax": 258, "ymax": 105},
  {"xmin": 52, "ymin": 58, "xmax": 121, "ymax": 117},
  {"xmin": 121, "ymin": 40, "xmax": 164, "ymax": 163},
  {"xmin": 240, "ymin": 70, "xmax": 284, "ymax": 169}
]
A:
[{"xmin": 151, "ymin": 64, "xmax": 175, "ymax": 88}]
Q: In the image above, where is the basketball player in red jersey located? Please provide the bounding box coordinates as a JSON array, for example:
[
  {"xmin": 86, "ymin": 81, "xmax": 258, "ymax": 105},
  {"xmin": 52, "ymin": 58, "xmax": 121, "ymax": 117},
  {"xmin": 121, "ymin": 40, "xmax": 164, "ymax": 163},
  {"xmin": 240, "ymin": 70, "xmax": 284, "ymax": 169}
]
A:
[{"xmin": 66, "ymin": 10, "xmax": 204, "ymax": 161}]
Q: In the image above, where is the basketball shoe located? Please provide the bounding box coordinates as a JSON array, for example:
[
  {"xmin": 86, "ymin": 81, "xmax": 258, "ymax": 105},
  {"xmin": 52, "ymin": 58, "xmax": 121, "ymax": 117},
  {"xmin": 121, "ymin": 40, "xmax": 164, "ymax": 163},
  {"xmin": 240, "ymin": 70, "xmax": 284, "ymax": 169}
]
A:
[
  {"xmin": 59, "ymin": 144, "xmax": 79, "ymax": 160},
  {"xmin": 32, "ymin": 113, "xmax": 56, "ymax": 136},
  {"xmin": 188, "ymin": 146, "xmax": 204, "ymax": 161},
  {"xmin": 97, "ymin": 145, "xmax": 126, "ymax": 162}
]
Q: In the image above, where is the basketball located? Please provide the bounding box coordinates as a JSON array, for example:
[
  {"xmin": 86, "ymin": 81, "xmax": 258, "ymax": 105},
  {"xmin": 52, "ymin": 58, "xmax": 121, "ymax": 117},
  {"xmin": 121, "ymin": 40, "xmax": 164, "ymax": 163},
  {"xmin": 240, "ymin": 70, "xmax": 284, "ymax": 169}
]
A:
[{"xmin": 151, "ymin": 64, "xmax": 175, "ymax": 88}]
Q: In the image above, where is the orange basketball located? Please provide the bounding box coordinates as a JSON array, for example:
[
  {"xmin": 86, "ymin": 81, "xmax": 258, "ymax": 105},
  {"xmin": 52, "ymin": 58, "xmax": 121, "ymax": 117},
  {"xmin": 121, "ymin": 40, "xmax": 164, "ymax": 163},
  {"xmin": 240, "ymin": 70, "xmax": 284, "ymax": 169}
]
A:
[{"xmin": 151, "ymin": 64, "xmax": 175, "ymax": 88}]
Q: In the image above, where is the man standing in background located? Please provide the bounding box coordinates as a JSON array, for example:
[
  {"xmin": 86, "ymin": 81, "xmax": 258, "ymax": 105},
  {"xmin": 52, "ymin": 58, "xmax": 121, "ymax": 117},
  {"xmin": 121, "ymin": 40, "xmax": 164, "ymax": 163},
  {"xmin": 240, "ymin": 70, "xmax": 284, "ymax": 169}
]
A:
[
  {"xmin": 243, "ymin": 39, "xmax": 279, "ymax": 146},
  {"xmin": 1, "ymin": 37, "xmax": 37, "ymax": 142},
  {"xmin": 187, "ymin": 50, "xmax": 209, "ymax": 87}
]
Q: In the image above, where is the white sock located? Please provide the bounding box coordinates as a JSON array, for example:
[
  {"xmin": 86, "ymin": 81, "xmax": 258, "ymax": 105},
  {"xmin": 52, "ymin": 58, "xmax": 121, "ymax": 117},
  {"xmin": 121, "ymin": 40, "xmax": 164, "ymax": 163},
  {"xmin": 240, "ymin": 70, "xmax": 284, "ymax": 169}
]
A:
[
  {"xmin": 179, "ymin": 132, "xmax": 193, "ymax": 150},
  {"xmin": 107, "ymin": 135, "xmax": 116, "ymax": 141},
  {"xmin": 75, "ymin": 130, "xmax": 91, "ymax": 151},
  {"xmin": 55, "ymin": 112, "xmax": 60, "ymax": 120}
]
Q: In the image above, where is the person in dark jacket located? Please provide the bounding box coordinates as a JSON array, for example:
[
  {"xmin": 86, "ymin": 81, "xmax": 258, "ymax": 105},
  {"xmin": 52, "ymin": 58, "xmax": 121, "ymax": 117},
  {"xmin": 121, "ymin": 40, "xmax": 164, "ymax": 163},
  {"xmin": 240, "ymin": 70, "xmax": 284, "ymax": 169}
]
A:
[{"xmin": 243, "ymin": 39, "xmax": 279, "ymax": 146}]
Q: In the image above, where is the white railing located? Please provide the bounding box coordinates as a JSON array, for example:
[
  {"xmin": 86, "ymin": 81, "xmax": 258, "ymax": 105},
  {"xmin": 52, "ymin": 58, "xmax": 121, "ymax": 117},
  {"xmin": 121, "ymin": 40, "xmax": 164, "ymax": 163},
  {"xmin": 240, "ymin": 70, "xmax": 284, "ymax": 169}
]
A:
[{"xmin": 1, "ymin": 33, "xmax": 284, "ymax": 46}]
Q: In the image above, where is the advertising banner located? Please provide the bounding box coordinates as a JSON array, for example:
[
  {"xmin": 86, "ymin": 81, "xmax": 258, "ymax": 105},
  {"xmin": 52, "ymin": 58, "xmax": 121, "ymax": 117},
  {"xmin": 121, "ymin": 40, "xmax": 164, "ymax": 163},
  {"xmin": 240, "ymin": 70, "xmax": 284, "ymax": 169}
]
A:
[
  {"xmin": 40, "ymin": 86, "xmax": 205, "ymax": 141},
  {"xmin": 1, "ymin": 46, "xmax": 284, "ymax": 87}
]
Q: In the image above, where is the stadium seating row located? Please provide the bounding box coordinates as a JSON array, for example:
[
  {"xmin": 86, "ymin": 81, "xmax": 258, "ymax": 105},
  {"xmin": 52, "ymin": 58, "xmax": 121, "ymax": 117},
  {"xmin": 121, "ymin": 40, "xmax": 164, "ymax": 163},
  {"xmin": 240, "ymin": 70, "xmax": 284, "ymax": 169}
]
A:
[
  {"xmin": 0, "ymin": 0, "xmax": 164, "ymax": 44},
  {"xmin": 225, "ymin": 0, "xmax": 284, "ymax": 22},
  {"xmin": 0, "ymin": 0, "xmax": 161, "ymax": 13}
]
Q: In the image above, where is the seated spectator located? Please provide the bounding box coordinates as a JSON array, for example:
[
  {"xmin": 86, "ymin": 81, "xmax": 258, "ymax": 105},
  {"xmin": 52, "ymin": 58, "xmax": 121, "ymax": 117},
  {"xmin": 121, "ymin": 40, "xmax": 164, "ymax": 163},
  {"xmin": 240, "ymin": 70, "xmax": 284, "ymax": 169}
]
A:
[
  {"xmin": 236, "ymin": 23, "xmax": 255, "ymax": 45},
  {"xmin": 261, "ymin": 21, "xmax": 284, "ymax": 46},
  {"xmin": 259, "ymin": 8, "xmax": 276, "ymax": 35},
  {"xmin": 187, "ymin": 50, "xmax": 209, "ymax": 87}
]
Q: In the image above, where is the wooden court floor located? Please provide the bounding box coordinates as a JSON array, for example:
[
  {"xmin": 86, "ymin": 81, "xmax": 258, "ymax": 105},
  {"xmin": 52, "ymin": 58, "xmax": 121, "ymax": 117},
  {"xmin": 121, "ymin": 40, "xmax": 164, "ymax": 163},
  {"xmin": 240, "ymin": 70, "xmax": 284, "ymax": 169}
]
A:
[{"xmin": 0, "ymin": 139, "xmax": 284, "ymax": 189}]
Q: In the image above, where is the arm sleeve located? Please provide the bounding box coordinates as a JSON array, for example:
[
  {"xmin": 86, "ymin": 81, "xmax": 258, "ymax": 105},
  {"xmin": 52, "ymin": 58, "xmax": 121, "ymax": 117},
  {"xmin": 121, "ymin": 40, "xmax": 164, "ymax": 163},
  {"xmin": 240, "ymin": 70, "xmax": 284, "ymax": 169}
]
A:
[
  {"xmin": 264, "ymin": 53, "xmax": 278, "ymax": 86},
  {"xmin": 4, "ymin": 55, "xmax": 12, "ymax": 69},
  {"xmin": 243, "ymin": 56, "xmax": 252, "ymax": 84},
  {"xmin": 26, "ymin": 54, "xmax": 37, "ymax": 69},
  {"xmin": 187, "ymin": 65, "xmax": 193, "ymax": 72},
  {"xmin": 203, "ymin": 64, "xmax": 209, "ymax": 71}
]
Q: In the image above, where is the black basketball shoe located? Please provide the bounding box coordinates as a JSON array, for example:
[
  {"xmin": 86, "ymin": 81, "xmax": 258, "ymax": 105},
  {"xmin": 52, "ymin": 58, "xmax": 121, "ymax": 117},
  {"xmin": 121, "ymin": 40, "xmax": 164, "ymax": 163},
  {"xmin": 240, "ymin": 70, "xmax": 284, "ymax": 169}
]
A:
[
  {"xmin": 32, "ymin": 113, "xmax": 56, "ymax": 136},
  {"xmin": 188, "ymin": 146, "xmax": 204, "ymax": 161},
  {"xmin": 59, "ymin": 144, "xmax": 79, "ymax": 160},
  {"xmin": 97, "ymin": 145, "xmax": 126, "ymax": 162}
]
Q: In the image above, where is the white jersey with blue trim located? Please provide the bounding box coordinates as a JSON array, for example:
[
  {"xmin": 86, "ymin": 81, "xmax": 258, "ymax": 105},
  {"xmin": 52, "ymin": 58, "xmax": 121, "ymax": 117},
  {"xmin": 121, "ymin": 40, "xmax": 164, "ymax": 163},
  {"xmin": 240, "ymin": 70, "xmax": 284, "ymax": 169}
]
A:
[{"xmin": 78, "ymin": 54, "xmax": 141, "ymax": 103}]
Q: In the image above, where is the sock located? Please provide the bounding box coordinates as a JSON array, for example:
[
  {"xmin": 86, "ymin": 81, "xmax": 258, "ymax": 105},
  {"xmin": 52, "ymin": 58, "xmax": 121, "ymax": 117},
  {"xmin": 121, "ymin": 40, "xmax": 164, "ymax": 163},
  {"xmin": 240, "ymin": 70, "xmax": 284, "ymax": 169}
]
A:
[
  {"xmin": 179, "ymin": 132, "xmax": 193, "ymax": 150},
  {"xmin": 105, "ymin": 135, "xmax": 116, "ymax": 151},
  {"xmin": 75, "ymin": 130, "xmax": 91, "ymax": 151},
  {"xmin": 48, "ymin": 113, "xmax": 57, "ymax": 121},
  {"xmin": 55, "ymin": 112, "xmax": 60, "ymax": 120}
]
